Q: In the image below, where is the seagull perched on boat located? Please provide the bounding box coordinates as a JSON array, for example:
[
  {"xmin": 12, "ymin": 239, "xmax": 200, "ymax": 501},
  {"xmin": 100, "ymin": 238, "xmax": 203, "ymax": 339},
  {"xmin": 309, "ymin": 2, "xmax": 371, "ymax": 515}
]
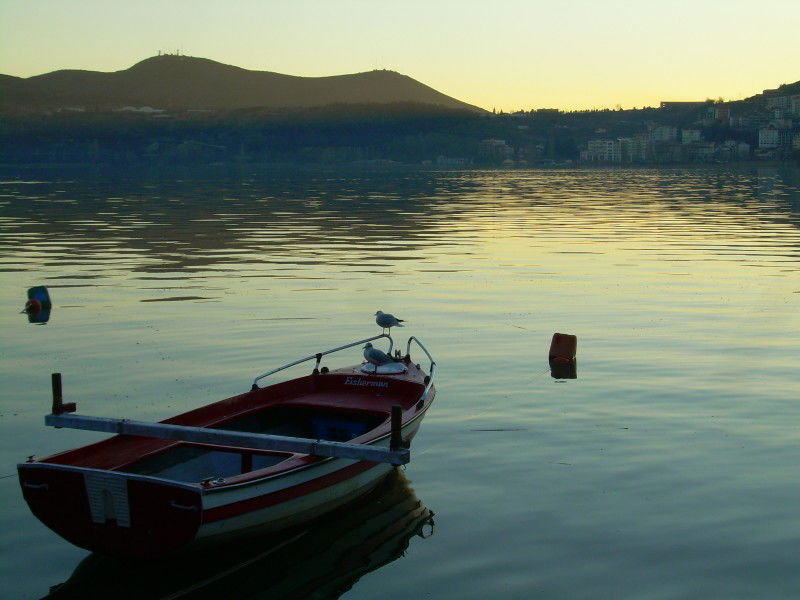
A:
[
  {"xmin": 363, "ymin": 343, "xmax": 393, "ymax": 366},
  {"xmin": 375, "ymin": 310, "xmax": 404, "ymax": 333}
]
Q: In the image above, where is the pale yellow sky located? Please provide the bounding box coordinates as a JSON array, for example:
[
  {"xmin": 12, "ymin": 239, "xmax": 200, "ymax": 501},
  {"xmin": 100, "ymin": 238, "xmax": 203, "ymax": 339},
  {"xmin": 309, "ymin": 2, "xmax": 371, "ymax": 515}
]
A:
[{"xmin": 1, "ymin": 0, "xmax": 798, "ymax": 111}]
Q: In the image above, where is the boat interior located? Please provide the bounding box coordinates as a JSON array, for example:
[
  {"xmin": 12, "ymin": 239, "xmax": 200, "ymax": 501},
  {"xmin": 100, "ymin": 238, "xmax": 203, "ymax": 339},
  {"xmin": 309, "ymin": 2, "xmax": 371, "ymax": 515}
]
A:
[
  {"xmin": 215, "ymin": 405, "xmax": 386, "ymax": 440},
  {"xmin": 118, "ymin": 405, "xmax": 387, "ymax": 483}
]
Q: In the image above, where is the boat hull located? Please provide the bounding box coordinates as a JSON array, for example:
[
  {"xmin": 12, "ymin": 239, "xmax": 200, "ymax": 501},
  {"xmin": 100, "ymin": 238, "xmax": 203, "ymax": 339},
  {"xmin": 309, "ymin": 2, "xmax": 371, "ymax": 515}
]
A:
[
  {"xmin": 46, "ymin": 470, "xmax": 433, "ymax": 599},
  {"xmin": 19, "ymin": 463, "xmax": 202, "ymax": 557},
  {"xmin": 198, "ymin": 416, "xmax": 423, "ymax": 541},
  {"xmin": 18, "ymin": 413, "xmax": 426, "ymax": 557}
]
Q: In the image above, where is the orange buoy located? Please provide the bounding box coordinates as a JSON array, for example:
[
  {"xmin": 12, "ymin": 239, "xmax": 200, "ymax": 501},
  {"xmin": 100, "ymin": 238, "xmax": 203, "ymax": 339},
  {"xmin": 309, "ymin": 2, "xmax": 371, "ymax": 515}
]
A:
[
  {"xmin": 549, "ymin": 333, "xmax": 578, "ymax": 379},
  {"xmin": 548, "ymin": 333, "xmax": 577, "ymax": 362}
]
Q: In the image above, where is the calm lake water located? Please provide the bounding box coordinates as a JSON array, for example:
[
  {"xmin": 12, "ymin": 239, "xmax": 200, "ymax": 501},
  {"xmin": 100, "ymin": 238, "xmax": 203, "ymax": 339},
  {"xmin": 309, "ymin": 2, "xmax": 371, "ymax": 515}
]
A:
[{"xmin": 1, "ymin": 165, "xmax": 799, "ymax": 599}]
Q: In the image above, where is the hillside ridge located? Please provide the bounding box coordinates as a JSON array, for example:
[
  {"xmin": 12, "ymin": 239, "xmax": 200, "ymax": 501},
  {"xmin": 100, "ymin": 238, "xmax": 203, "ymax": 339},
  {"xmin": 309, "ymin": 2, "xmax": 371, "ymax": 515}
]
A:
[{"xmin": 0, "ymin": 54, "xmax": 485, "ymax": 113}]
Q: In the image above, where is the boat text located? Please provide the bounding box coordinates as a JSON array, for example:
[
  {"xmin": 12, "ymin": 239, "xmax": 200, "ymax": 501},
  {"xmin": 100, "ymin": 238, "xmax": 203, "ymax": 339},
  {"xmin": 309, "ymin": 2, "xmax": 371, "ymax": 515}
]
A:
[{"xmin": 344, "ymin": 377, "xmax": 389, "ymax": 388}]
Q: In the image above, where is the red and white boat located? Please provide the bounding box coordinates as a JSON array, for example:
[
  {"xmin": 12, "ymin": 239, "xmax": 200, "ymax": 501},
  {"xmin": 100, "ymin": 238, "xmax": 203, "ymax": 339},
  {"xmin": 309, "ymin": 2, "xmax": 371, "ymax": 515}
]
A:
[
  {"xmin": 47, "ymin": 471, "xmax": 434, "ymax": 598},
  {"xmin": 18, "ymin": 334, "xmax": 436, "ymax": 558}
]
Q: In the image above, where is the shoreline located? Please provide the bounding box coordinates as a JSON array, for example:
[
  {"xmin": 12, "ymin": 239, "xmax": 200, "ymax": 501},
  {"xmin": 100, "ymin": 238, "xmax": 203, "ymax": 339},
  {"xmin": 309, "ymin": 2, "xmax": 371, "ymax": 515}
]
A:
[{"xmin": 1, "ymin": 159, "xmax": 798, "ymax": 173}]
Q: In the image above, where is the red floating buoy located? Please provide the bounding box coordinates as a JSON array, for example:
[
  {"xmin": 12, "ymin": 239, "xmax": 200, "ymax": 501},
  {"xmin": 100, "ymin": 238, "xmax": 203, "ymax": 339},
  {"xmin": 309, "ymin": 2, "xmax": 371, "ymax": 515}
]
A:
[
  {"xmin": 549, "ymin": 332, "xmax": 578, "ymax": 379},
  {"xmin": 549, "ymin": 332, "xmax": 577, "ymax": 363}
]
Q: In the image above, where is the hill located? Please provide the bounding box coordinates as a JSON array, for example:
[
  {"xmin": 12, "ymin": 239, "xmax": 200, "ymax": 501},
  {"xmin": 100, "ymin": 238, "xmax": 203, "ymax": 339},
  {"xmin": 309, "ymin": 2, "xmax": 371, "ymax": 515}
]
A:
[
  {"xmin": 740, "ymin": 80, "xmax": 800, "ymax": 104},
  {"xmin": 0, "ymin": 55, "xmax": 485, "ymax": 114}
]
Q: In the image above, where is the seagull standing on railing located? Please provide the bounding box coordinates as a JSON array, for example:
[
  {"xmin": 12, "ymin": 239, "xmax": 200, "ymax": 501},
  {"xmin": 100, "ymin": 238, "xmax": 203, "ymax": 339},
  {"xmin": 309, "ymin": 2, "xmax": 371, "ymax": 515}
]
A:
[
  {"xmin": 375, "ymin": 310, "xmax": 404, "ymax": 334},
  {"xmin": 363, "ymin": 343, "xmax": 393, "ymax": 366}
]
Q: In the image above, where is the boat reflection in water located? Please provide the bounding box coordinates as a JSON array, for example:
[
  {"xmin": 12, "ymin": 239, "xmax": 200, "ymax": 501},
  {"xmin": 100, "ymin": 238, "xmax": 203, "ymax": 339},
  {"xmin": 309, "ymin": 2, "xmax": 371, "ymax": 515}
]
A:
[{"xmin": 47, "ymin": 470, "xmax": 433, "ymax": 599}]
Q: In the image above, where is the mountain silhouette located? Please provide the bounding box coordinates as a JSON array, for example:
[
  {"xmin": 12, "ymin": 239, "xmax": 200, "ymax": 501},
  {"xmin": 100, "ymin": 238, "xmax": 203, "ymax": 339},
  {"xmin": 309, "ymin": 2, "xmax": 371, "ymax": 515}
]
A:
[{"xmin": 0, "ymin": 55, "xmax": 485, "ymax": 113}]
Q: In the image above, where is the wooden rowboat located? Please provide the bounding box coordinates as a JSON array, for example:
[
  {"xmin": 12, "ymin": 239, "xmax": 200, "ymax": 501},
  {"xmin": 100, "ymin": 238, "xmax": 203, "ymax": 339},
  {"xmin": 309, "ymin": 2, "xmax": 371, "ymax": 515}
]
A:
[{"xmin": 18, "ymin": 334, "xmax": 436, "ymax": 558}]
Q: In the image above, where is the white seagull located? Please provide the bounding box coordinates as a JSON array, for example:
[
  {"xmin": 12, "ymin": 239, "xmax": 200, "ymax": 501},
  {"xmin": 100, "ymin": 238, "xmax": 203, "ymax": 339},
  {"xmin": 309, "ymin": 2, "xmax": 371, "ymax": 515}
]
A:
[
  {"xmin": 363, "ymin": 342, "xmax": 393, "ymax": 366},
  {"xmin": 375, "ymin": 310, "xmax": 405, "ymax": 333}
]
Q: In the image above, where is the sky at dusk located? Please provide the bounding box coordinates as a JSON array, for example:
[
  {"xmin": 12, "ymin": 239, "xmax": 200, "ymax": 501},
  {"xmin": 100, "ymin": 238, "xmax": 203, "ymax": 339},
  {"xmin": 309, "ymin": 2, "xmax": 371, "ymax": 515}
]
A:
[{"xmin": 1, "ymin": 0, "xmax": 798, "ymax": 112}]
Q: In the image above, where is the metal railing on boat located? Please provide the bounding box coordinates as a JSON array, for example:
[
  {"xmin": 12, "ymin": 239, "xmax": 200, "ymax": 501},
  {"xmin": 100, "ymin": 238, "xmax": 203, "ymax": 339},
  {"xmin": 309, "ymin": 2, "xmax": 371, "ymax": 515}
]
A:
[
  {"xmin": 251, "ymin": 333, "xmax": 397, "ymax": 390},
  {"xmin": 251, "ymin": 334, "xmax": 437, "ymax": 403},
  {"xmin": 406, "ymin": 336, "xmax": 436, "ymax": 403}
]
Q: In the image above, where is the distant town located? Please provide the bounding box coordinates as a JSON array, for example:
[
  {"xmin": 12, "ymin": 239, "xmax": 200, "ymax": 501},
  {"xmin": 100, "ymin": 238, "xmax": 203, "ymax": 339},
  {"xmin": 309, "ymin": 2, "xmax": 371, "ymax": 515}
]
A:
[{"xmin": 446, "ymin": 83, "xmax": 800, "ymax": 167}]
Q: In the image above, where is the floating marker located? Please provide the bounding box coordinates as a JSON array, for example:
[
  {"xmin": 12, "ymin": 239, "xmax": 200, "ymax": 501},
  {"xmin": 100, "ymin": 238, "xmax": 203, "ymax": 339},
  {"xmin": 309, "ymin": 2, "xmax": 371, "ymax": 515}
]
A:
[
  {"xmin": 549, "ymin": 332, "xmax": 577, "ymax": 379},
  {"xmin": 27, "ymin": 286, "xmax": 52, "ymax": 309},
  {"xmin": 549, "ymin": 333, "xmax": 577, "ymax": 363},
  {"xmin": 24, "ymin": 286, "xmax": 52, "ymax": 324}
]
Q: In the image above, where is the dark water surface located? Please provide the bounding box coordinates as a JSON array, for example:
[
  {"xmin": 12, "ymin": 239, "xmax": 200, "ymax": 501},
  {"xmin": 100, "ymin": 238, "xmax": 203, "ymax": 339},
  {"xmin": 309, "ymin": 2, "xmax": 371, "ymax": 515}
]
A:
[{"xmin": 1, "ymin": 165, "xmax": 799, "ymax": 598}]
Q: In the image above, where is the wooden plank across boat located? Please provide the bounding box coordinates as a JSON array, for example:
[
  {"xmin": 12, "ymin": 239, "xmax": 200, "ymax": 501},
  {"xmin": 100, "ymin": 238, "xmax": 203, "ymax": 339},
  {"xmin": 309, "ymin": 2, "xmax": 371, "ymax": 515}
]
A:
[{"xmin": 17, "ymin": 334, "xmax": 436, "ymax": 558}]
